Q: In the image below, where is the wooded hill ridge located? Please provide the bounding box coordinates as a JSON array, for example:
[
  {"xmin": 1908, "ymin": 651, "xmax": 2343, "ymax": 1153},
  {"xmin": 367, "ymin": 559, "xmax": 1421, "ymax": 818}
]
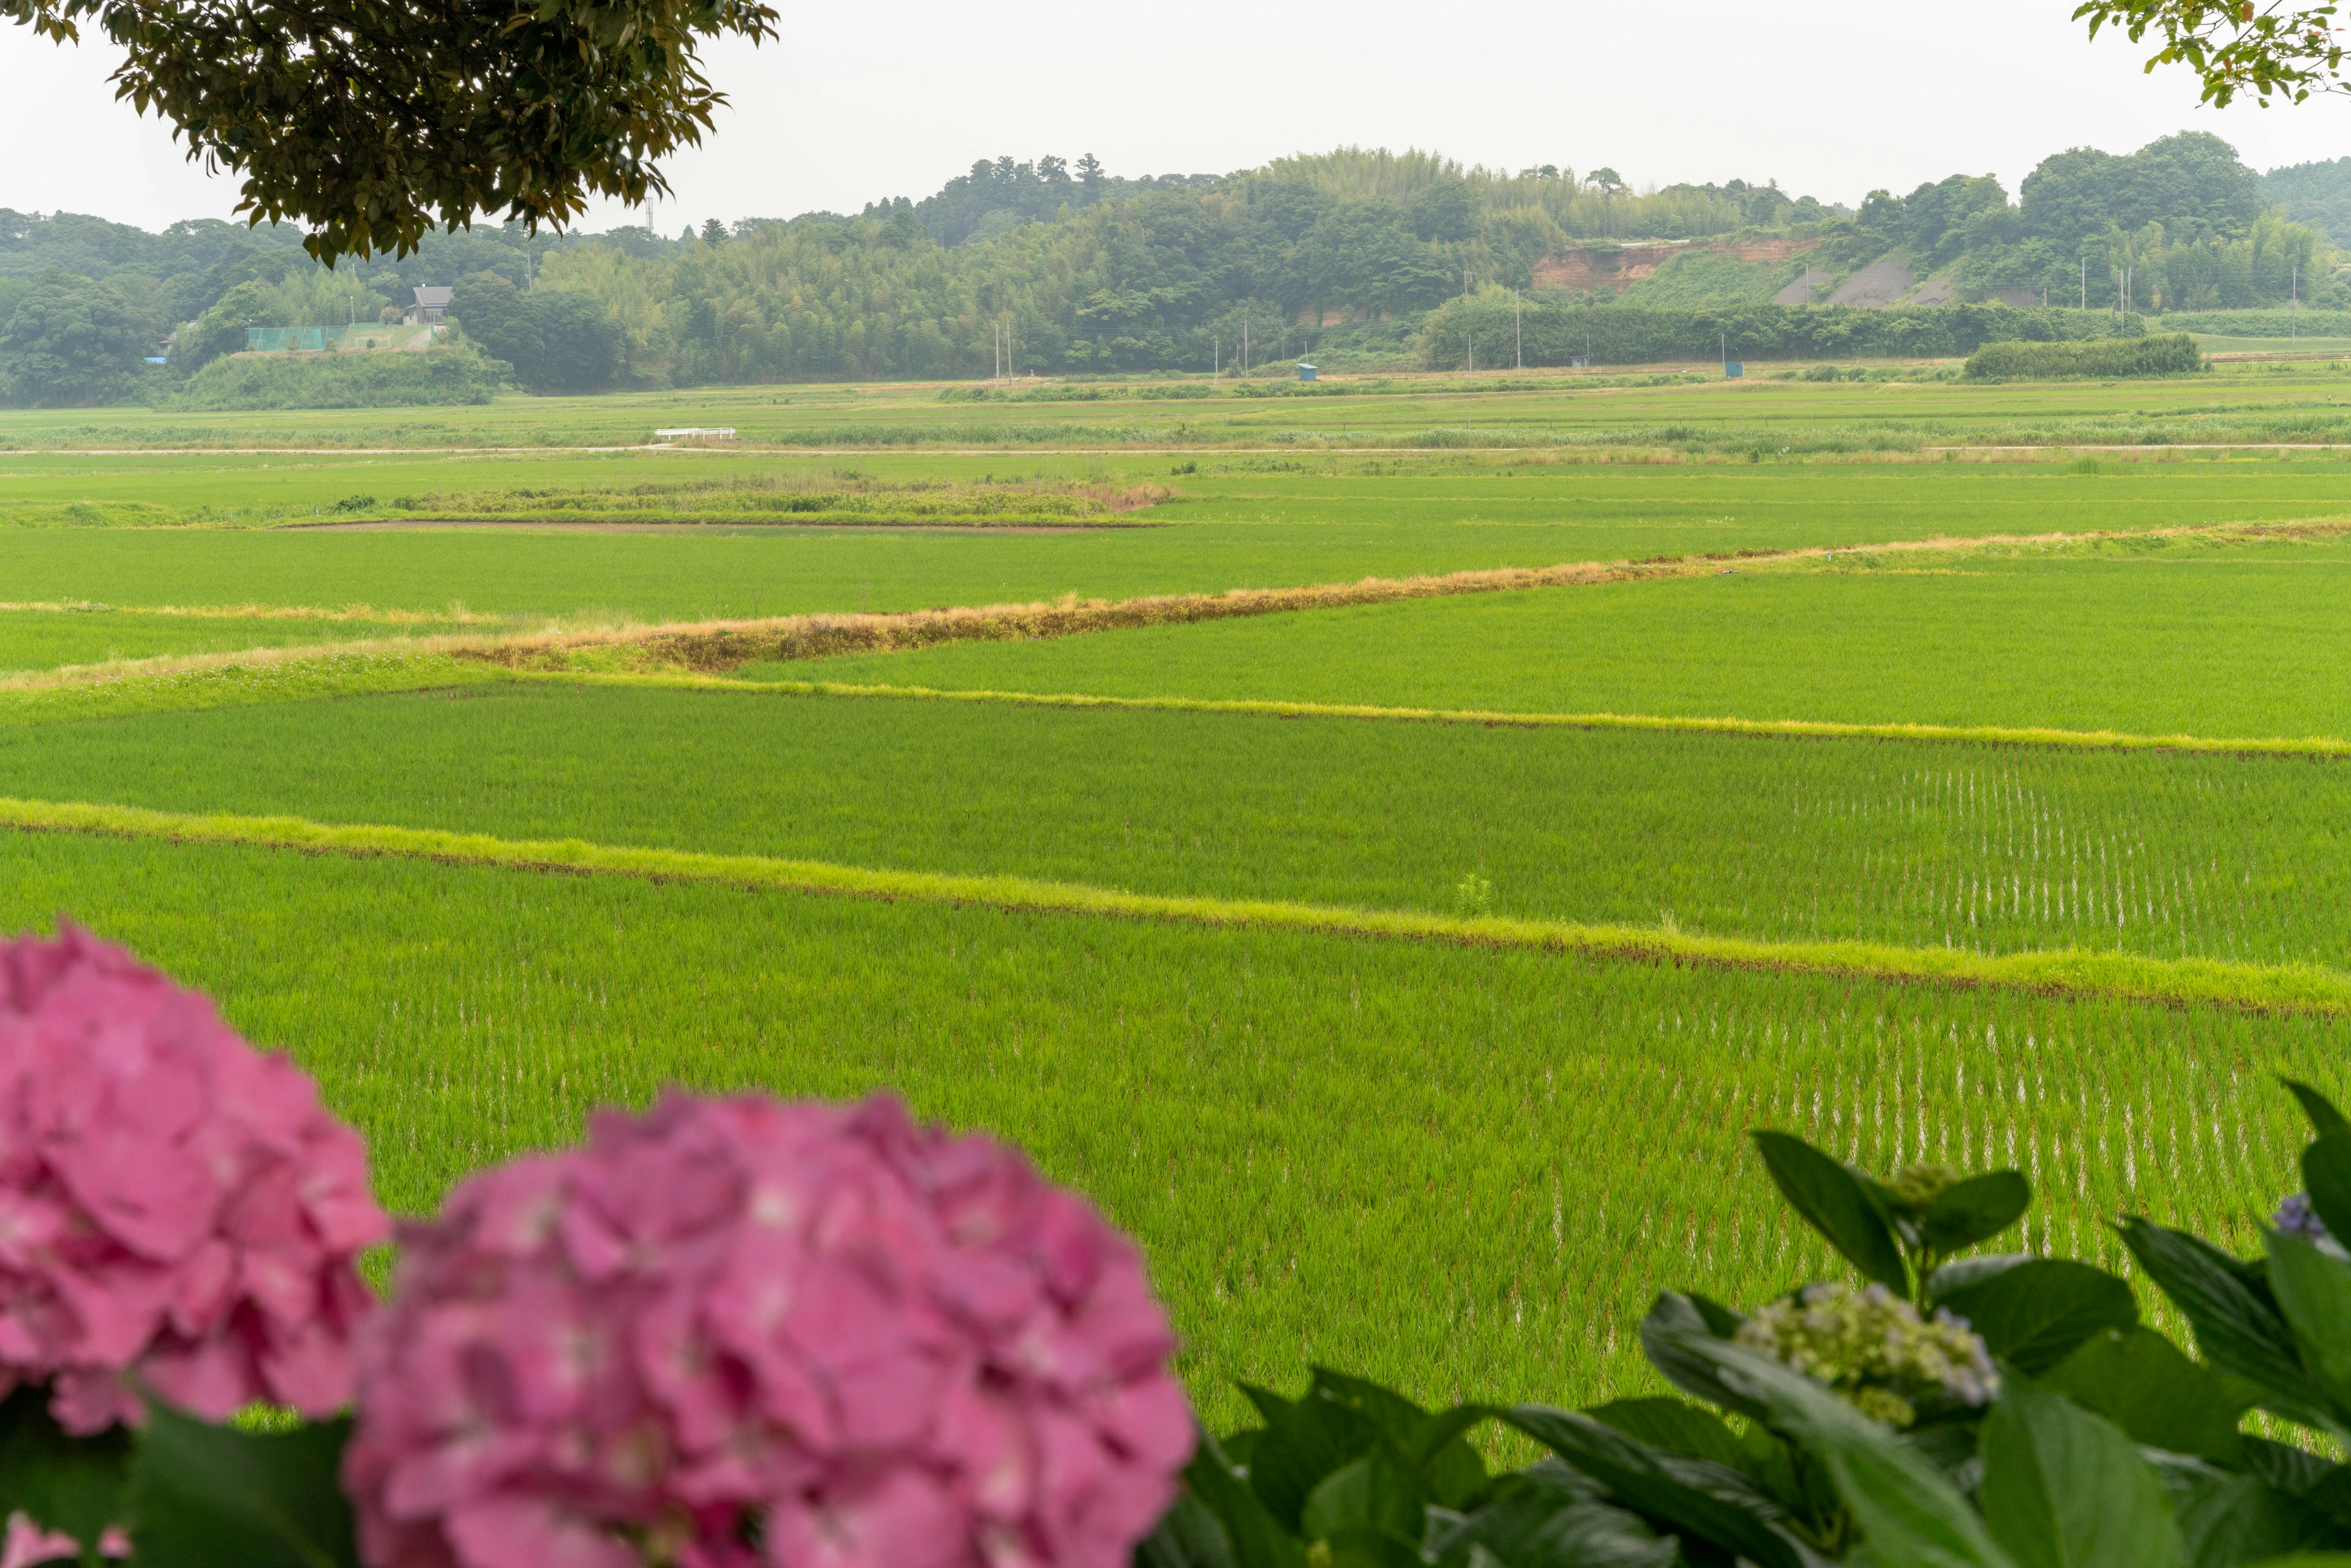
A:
[{"xmin": 1, "ymin": 135, "xmax": 2346, "ymax": 403}]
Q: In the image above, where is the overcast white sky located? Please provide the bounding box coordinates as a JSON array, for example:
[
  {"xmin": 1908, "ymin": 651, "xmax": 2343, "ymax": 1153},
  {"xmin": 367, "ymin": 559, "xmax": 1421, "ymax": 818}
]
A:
[{"xmin": 5, "ymin": 0, "xmax": 2351, "ymax": 234}]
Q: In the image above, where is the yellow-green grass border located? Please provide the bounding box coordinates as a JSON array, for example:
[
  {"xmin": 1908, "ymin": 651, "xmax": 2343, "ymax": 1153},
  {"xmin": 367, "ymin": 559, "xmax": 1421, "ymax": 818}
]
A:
[
  {"xmin": 519, "ymin": 669, "xmax": 2351, "ymax": 762},
  {"xmin": 6, "ymin": 795, "xmax": 2349, "ymax": 1017}
]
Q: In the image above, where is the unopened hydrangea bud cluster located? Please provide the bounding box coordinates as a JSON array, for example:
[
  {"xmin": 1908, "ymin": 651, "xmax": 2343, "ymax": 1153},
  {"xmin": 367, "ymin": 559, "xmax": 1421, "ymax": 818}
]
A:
[
  {"xmin": 1734, "ymin": 1281, "xmax": 1997, "ymax": 1429},
  {"xmin": 0, "ymin": 926, "xmax": 388, "ymax": 1434},
  {"xmin": 343, "ymin": 1092, "xmax": 1194, "ymax": 1568},
  {"xmin": 1887, "ymin": 1163, "xmax": 1962, "ymax": 1209}
]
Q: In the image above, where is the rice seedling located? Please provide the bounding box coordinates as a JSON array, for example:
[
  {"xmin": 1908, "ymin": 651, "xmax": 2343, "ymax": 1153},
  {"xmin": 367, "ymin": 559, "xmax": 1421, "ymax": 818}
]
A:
[
  {"xmin": 0, "ymin": 827, "xmax": 2330, "ymax": 1425},
  {"xmin": 797, "ymin": 538, "xmax": 2351, "ymax": 740},
  {"xmin": 7, "ymin": 681, "xmax": 2351, "ymax": 970}
]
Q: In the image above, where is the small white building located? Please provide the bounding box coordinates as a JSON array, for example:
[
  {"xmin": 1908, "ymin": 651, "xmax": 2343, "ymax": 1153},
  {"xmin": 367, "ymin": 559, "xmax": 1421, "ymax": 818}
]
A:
[{"xmin": 402, "ymin": 286, "xmax": 454, "ymax": 326}]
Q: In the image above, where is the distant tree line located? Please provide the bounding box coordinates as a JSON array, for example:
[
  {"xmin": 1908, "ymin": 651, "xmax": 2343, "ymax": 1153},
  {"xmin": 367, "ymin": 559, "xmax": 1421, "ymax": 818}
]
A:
[{"xmin": 1, "ymin": 136, "xmax": 2344, "ymax": 404}]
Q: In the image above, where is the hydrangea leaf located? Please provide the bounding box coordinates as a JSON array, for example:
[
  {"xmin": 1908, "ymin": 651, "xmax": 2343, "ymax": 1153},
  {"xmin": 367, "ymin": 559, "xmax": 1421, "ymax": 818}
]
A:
[
  {"xmin": 125, "ymin": 1405, "xmax": 358, "ymax": 1568},
  {"xmin": 1668, "ymin": 1330, "xmax": 2017, "ymax": 1568},
  {"xmin": 2121, "ymin": 1218, "xmax": 2330, "ymax": 1427},
  {"xmin": 1919, "ymin": 1172, "xmax": 2033, "ymax": 1256},
  {"xmin": 1752, "ymin": 1132, "xmax": 1908, "ymax": 1292},
  {"xmin": 2264, "ymin": 1229, "xmax": 2351, "ymax": 1424},
  {"xmin": 1978, "ymin": 1382, "xmax": 2183, "ymax": 1568},
  {"xmin": 1501, "ymin": 1404, "xmax": 1809, "ymax": 1568},
  {"xmin": 0, "ymin": 1386, "xmax": 131, "ymax": 1555},
  {"xmin": 2301, "ymin": 1134, "xmax": 2351, "ymax": 1245},
  {"xmin": 1932, "ymin": 1259, "xmax": 2137, "ymax": 1376},
  {"xmin": 2285, "ymin": 1078, "xmax": 2351, "ymax": 1141},
  {"xmin": 2038, "ymin": 1326, "xmax": 2255, "ymax": 1466}
]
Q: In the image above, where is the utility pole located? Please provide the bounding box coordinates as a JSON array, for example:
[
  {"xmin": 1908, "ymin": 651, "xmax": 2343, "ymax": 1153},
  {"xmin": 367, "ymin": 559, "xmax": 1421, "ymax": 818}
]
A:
[
  {"xmin": 1213, "ymin": 337, "xmax": 1219, "ymax": 388},
  {"xmin": 1243, "ymin": 318, "xmax": 1249, "ymax": 376},
  {"xmin": 2080, "ymin": 257, "xmax": 2086, "ymax": 312},
  {"xmin": 1514, "ymin": 288, "xmax": 1522, "ymax": 370},
  {"xmin": 2293, "ymin": 264, "xmax": 2300, "ymax": 345}
]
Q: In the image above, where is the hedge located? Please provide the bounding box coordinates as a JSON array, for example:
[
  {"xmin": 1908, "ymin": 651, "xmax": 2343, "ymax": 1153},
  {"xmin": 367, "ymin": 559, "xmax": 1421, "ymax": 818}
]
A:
[
  {"xmin": 174, "ymin": 343, "xmax": 500, "ymax": 410},
  {"xmin": 1419, "ymin": 298, "xmax": 2135, "ymax": 368},
  {"xmin": 1962, "ymin": 333, "xmax": 2205, "ymax": 380}
]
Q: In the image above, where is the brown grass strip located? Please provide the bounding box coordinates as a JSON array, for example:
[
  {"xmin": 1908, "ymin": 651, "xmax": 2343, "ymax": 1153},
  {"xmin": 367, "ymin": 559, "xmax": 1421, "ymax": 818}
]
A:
[{"xmin": 461, "ymin": 516, "xmax": 2351, "ymax": 673}]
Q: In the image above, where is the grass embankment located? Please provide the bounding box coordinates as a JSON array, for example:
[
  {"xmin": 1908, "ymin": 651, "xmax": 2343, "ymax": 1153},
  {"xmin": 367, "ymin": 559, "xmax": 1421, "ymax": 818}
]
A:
[
  {"xmin": 5, "ymin": 680, "xmax": 2349, "ymax": 967},
  {"xmin": 1, "ymin": 792, "xmax": 2344, "ymax": 1017},
  {"xmin": 453, "ymin": 518, "xmax": 2350, "ymax": 675},
  {"xmin": 0, "ymin": 826, "xmax": 2323, "ymax": 1419}
]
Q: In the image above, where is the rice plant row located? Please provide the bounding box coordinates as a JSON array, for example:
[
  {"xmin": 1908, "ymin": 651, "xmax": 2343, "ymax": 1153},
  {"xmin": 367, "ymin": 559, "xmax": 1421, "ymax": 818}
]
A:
[
  {"xmin": 7, "ymin": 680, "xmax": 2351, "ymax": 970},
  {"xmin": 0, "ymin": 826, "xmax": 2333, "ymax": 1425}
]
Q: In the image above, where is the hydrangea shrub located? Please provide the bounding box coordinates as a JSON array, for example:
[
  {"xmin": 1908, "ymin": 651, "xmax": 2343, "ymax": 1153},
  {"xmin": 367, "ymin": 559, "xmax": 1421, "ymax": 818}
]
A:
[
  {"xmin": 0, "ymin": 925, "xmax": 387, "ymax": 1434},
  {"xmin": 343, "ymin": 1091, "xmax": 1193, "ymax": 1568}
]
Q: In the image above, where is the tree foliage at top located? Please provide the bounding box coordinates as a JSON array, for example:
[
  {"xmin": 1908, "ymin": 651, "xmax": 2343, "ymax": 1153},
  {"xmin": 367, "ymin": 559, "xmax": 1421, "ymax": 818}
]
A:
[
  {"xmin": 1, "ymin": 0, "xmax": 779, "ymax": 263},
  {"xmin": 2077, "ymin": 0, "xmax": 2350, "ymax": 104}
]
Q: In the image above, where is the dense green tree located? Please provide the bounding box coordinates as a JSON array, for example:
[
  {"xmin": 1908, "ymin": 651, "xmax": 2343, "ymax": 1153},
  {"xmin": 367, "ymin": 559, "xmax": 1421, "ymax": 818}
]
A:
[
  {"xmin": 2021, "ymin": 131, "xmax": 2263, "ymax": 247},
  {"xmin": 525, "ymin": 291, "xmax": 623, "ymax": 391},
  {"xmin": 0, "ymin": 272, "xmax": 154, "ymax": 404},
  {"xmin": 7, "ymin": 0, "xmax": 778, "ymax": 262},
  {"xmin": 449, "ymin": 271, "xmax": 619, "ymax": 391},
  {"xmin": 2263, "ymin": 156, "xmax": 2351, "ymax": 242},
  {"xmin": 451, "ymin": 272, "xmax": 536, "ymax": 369}
]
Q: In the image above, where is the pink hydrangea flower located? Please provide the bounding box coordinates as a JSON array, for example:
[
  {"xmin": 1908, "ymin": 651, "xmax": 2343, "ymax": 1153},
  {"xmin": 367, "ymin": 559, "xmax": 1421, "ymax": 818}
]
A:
[
  {"xmin": 345, "ymin": 1093, "xmax": 1194, "ymax": 1568},
  {"xmin": 0, "ymin": 925, "xmax": 388, "ymax": 1433}
]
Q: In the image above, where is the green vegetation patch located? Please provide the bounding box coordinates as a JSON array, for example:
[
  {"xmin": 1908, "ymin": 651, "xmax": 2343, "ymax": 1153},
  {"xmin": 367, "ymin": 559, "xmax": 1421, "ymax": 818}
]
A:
[
  {"xmin": 1964, "ymin": 333, "xmax": 2205, "ymax": 380},
  {"xmin": 176, "ymin": 345, "xmax": 503, "ymax": 410}
]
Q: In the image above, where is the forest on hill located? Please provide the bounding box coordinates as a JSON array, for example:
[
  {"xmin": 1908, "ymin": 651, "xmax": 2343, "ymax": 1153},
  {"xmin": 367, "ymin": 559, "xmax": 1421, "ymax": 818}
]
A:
[{"xmin": 1, "ymin": 135, "xmax": 2345, "ymax": 403}]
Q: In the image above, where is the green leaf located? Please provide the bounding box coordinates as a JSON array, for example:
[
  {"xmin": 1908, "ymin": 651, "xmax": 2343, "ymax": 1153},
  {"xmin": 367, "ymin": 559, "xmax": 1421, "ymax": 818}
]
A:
[
  {"xmin": 2040, "ymin": 1327, "xmax": 2256, "ymax": 1466},
  {"xmin": 1310, "ymin": 1368, "xmax": 1488, "ymax": 1508},
  {"xmin": 1920, "ymin": 1171, "xmax": 2033, "ymax": 1256},
  {"xmin": 1243, "ymin": 1387, "xmax": 1379, "ymax": 1531},
  {"xmin": 1585, "ymin": 1398, "xmax": 1749, "ymax": 1471},
  {"xmin": 2285, "ymin": 1079, "xmax": 2351, "ymax": 1141},
  {"xmin": 2264, "ymin": 1230, "xmax": 2351, "ymax": 1422},
  {"xmin": 1930, "ymin": 1253, "xmax": 2031, "ymax": 1297},
  {"xmin": 1934, "ymin": 1258, "xmax": 2138, "ymax": 1376},
  {"xmin": 124, "ymin": 1405, "xmax": 358, "ymax": 1568},
  {"xmin": 1672, "ymin": 1330, "xmax": 2017, "ymax": 1568},
  {"xmin": 1301, "ymin": 1455, "xmax": 1425, "ymax": 1547},
  {"xmin": 1179, "ymin": 1431, "xmax": 1310, "ymax": 1568},
  {"xmin": 2304, "ymin": 1136, "xmax": 2351, "ymax": 1248},
  {"xmin": 1134, "ymin": 1490, "xmax": 1242, "ymax": 1568},
  {"xmin": 1501, "ymin": 1404, "xmax": 1807, "ymax": 1568},
  {"xmin": 1753, "ymin": 1131, "xmax": 1910, "ymax": 1291},
  {"xmin": 1640, "ymin": 1292, "xmax": 1766, "ymax": 1423},
  {"xmin": 2175, "ymin": 1474, "xmax": 2335, "ymax": 1568},
  {"xmin": 2120, "ymin": 1218, "xmax": 2333, "ymax": 1425},
  {"xmin": 1978, "ymin": 1381, "xmax": 2183, "ymax": 1568},
  {"xmin": 0, "ymin": 1385, "xmax": 131, "ymax": 1553},
  {"xmin": 1430, "ymin": 1466, "xmax": 1678, "ymax": 1568}
]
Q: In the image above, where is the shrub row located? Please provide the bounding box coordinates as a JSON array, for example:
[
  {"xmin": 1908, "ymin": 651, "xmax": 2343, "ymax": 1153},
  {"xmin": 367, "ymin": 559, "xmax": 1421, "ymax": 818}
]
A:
[
  {"xmin": 1963, "ymin": 333, "xmax": 2205, "ymax": 380},
  {"xmin": 1419, "ymin": 298, "xmax": 2138, "ymax": 368},
  {"xmin": 173, "ymin": 343, "xmax": 500, "ymax": 410}
]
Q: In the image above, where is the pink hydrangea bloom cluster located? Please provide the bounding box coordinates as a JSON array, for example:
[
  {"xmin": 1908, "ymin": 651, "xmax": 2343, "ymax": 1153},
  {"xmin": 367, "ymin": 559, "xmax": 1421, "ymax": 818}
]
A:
[
  {"xmin": 0, "ymin": 925, "xmax": 388, "ymax": 1433},
  {"xmin": 345, "ymin": 1093, "xmax": 1194, "ymax": 1568}
]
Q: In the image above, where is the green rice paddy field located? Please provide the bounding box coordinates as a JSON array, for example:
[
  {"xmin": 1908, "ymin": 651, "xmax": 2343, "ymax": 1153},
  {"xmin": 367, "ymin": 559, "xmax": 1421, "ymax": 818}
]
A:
[{"xmin": 1, "ymin": 370, "xmax": 2347, "ymax": 1424}]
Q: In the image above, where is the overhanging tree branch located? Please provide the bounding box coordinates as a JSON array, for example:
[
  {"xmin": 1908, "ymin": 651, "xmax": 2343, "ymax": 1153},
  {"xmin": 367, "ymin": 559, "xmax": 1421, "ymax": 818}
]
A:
[
  {"xmin": 2075, "ymin": 0, "xmax": 2347, "ymax": 105},
  {"xmin": 1, "ymin": 0, "xmax": 778, "ymax": 262}
]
